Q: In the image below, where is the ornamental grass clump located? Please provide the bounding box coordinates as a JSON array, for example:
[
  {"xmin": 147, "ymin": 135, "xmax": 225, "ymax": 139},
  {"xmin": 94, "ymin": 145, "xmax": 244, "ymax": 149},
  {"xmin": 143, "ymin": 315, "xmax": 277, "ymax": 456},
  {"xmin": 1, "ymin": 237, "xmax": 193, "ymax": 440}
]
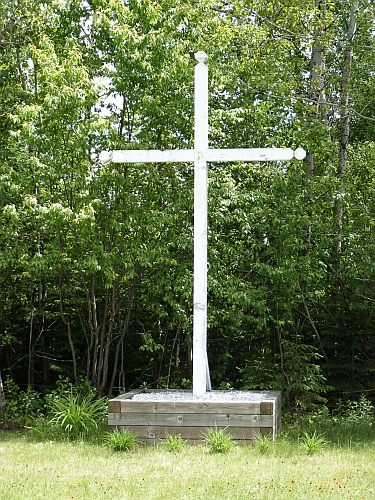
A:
[
  {"xmin": 104, "ymin": 428, "xmax": 139, "ymax": 452},
  {"xmin": 300, "ymin": 431, "xmax": 328, "ymax": 455},
  {"xmin": 48, "ymin": 391, "xmax": 107, "ymax": 440},
  {"xmin": 253, "ymin": 432, "xmax": 273, "ymax": 455},
  {"xmin": 163, "ymin": 432, "xmax": 185, "ymax": 453},
  {"xmin": 204, "ymin": 427, "xmax": 234, "ymax": 454}
]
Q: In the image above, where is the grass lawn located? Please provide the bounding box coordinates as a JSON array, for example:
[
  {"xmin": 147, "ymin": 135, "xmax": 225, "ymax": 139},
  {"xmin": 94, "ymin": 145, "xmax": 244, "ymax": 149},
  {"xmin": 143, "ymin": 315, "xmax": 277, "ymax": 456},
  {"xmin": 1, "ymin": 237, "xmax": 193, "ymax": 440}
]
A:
[{"xmin": 1, "ymin": 427, "xmax": 375, "ymax": 499}]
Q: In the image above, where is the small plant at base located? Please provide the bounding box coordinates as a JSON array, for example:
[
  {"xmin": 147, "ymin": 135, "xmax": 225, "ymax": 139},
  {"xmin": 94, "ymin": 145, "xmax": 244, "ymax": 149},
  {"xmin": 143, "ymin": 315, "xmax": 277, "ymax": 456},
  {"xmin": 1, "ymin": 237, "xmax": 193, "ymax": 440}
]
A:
[
  {"xmin": 105, "ymin": 428, "xmax": 139, "ymax": 452},
  {"xmin": 48, "ymin": 391, "xmax": 107, "ymax": 440},
  {"xmin": 204, "ymin": 427, "xmax": 234, "ymax": 453},
  {"xmin": 253, "ymin": 432, "xmax": 273, "ymax": 455},
  {"xmin": 300, "ymin": 431, "xmax": 328, "ymax": 455},
  {"xmin": 219, "ymin": 381, "xmax": 234, "ymax": 390},
  {"xmin": 180, "ymin": 378, "xmax": 192, "ymax": 390},
  {"xmin": 163, "ymin": 432, "xmax": 185, "ymax": 453}
]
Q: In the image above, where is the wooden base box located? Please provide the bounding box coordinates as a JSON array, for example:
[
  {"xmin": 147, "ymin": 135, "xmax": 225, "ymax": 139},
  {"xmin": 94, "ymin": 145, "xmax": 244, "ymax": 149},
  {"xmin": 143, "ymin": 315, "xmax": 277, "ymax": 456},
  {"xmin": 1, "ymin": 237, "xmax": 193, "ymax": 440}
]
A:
[{"xmin": 108, "ymin": 389, "xmax": 281, "ymax": 445}]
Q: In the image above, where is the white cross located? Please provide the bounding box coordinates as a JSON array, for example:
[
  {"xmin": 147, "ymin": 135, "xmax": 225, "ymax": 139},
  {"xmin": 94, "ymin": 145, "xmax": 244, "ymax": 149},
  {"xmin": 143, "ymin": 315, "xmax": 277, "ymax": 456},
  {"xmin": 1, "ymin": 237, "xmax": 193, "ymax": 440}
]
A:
[{"xmin": 99, "ymin": 51, "xmax": 306, "ymax": 397}]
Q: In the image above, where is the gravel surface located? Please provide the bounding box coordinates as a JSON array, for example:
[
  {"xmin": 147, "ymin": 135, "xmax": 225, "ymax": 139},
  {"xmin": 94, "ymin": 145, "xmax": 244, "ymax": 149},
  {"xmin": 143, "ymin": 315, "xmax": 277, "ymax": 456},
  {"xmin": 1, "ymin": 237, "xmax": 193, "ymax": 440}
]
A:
[{"xmin": 131, "ymin": 390, "xmax": 274, "ymax": 402}]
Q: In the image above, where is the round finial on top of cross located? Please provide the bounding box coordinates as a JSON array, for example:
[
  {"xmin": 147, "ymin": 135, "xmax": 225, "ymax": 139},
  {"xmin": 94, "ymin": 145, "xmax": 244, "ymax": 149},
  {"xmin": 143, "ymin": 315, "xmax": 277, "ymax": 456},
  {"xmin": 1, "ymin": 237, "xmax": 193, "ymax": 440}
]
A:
[{"xmin": 195, "ymin": 51, "xmax": 208, "ymax": 64}]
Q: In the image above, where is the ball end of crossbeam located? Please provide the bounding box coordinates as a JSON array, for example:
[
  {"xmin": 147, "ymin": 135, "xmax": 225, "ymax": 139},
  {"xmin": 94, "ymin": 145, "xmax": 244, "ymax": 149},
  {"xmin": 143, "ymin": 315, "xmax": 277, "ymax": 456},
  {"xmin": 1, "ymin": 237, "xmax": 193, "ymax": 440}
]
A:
[
  {"xmin": 294, "ymin": 148, "xmax": 306, "ymax": 160},
  {"xmin": 99, "ymin": 151, "xmax": 113, "ymax": 164}
]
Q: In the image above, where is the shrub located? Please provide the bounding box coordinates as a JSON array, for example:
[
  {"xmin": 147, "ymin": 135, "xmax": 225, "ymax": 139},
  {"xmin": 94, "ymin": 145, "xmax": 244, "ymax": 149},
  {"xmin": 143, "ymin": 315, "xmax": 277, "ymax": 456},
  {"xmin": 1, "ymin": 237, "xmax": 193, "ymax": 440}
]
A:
[
  {"xmin": 2, "ymin": 379, "xmax": 44, "ymax": 427},
  {"xmin": 334, "ymin": 395, "xmax": 374, "ymax": 422},
  {"xmin": 46, "ymin": 375, "xmax": 97, "ymax": 402}
]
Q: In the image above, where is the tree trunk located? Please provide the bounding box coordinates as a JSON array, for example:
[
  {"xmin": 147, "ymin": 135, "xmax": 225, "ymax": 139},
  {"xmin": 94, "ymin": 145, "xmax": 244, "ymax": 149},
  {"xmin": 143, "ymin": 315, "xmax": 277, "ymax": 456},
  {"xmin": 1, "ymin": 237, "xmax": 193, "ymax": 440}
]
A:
[
  {"xmin": 108, "ymin": 266, "xmax": 139, "ymax": 398},
  {"xmin": 306, "ymin": 0, "xmax": 328, "ymax": 170},
  {"xmin": 334, "ymin": 1, "xmax": 358, "ymax": 259},
  {"xmin": 0, "ymin": 369, "xmax": 5, "ymax": 415},
  {"xmin": 304, "ymin": 0, "xmax": 328, "ymax": 244},
  {"xmin": 28, "ymin": 300, "xmax": 34, "ymax": 388},
  {"xmin": 59, "ymin": 267, "xmax": 79, "ymax": 385},
  {"xmin": 298, "ymin": 0, "xmax": 332, "ymax": 363},
  {"xmin": 98, "ymin": 287, "xmax": 116, "ymax": 397}
]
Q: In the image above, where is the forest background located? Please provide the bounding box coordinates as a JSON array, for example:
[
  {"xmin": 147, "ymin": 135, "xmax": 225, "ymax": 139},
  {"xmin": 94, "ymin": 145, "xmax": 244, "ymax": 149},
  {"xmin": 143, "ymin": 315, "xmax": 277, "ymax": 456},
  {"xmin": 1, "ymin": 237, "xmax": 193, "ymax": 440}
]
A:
[{"xmin": 1, "ymin": 0, "xmax": 375, "ymax": 412}]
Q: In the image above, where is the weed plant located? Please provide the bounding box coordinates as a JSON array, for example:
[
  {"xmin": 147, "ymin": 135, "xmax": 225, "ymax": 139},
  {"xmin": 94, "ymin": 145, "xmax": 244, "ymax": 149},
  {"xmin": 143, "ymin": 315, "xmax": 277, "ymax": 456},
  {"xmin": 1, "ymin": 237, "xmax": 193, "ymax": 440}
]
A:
[
  {"xmin": 104, "ymin": 428, "xmax": 139, "ymax": 452},
  {"xmin": 204, "ymin": 427, "xmax": 234, "ymax": 453},
  {"xmin": 253, "ymin": 432, "xmax": 273, "ymax": 455},
  {"xmin": 1, "ymin": 376, "xmax": 108, "ymax": 442},
  {"xmin": 163, "ymin": 432, "xmax": 185, "ymax": 453},
  {"xmin": 299, "ymin": 431, "xmax": 328, "ymax": 455}
]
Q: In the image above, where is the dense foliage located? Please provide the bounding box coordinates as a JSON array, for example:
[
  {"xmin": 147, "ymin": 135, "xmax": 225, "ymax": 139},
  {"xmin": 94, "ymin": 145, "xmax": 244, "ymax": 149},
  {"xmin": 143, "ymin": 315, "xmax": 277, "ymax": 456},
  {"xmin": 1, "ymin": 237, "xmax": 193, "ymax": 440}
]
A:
[{"xmin": 1, "ymin": 0, "xmax": 375, "ymax": 410}]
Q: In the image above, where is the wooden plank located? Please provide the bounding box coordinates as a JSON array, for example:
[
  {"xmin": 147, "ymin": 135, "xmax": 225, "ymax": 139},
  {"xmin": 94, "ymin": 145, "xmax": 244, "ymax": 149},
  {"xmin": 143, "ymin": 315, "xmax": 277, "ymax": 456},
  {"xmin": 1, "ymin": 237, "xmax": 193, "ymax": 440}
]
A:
[
  {"xmin": 108, "ymin": 390, "xmax": 282, "ymax": 442},
  {"xmin": 108, "ymin": 427, "xmax": 203, "ymax": 444},
  {"xmin": 206, "ymin": 148, "xmax": 295, "ymax": 162},
  {"xmin": 108, "ymin": 390, "xmax": 144, "ymax": 410},
  {"xmin": 275, "ymin": 392, "xmax": 282, "ymax": 438},
  {"xmin": 108, "ymin": 400, "xmax": 121, "ymax": 413},
  {"xmin": 126, "ymin": 437, "xmax": 210, "ymax": 445},
  {"xmin": 108, "ymin": 436, "xmax": 256, "ymax": 445},
  {"xmin": 117, "ymin": 400, "xmax": 262, "ymax": 414},
  {"xmin": 260, "ymin": 427, "xmax": 272, "ymax": 437},
  {"xmin": 260, "ymin": 401, "xmax": 273, "ymax": 415},
  {"xmin": 108, "ymin": 412, "xmax": 273, "ymax": 428}
]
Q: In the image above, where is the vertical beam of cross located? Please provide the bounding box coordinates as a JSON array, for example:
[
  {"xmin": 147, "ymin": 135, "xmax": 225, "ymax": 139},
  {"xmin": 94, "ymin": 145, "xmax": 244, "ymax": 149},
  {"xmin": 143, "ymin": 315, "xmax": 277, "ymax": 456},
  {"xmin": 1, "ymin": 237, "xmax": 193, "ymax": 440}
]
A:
[{"xmin": 193, "ymin": 51, "xmax": 210, "ymax": 396}]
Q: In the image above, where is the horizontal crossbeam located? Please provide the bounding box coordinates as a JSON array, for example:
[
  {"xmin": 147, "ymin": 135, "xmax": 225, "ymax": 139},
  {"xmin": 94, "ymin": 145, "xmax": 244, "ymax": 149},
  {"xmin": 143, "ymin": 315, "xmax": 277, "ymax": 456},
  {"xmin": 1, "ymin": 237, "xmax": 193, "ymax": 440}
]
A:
[
  {"xmin": 99, "ymin": 147, "xmax": 306, "ymax": 165},
  {"xmin": 207, "ymin": 147, "xmax": 306, "ymax": 162}
]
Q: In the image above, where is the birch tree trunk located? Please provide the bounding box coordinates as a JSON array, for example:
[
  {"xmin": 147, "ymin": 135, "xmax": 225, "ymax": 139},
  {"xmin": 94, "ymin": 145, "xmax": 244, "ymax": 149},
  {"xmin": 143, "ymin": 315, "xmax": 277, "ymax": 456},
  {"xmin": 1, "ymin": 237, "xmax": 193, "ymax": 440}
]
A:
[
  {"xmin": 302, "ymin": 0, "xmax": 329, "ymax": 296},
  {"xmin": 334, "ymin": 1, "xmax": 358, "ymax": 258},
  {"xmin": 300, "ymin": 0, "xmax": 329, "ymax": 349},
  {"xmin": 305, "ymin": 0, "xmax": 328, "ymax": 186}
]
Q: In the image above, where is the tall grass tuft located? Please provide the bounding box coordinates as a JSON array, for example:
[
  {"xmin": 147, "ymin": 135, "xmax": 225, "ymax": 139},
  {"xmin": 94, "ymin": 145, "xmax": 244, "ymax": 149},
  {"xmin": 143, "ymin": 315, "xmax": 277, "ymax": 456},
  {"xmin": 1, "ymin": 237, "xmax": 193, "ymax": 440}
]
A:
[
  {"xmin": 253, "ymin": 432, "xmax": 273, "ymax": 455},
  {"xmin": 104, "ymin": 428, "xmax": 139, "ymax": 452},
  {"xmin": 163, "ymin": 432, "xmax": 185, "ymax": 453},
  {"xmin": 300, "ymin": 431, "xmax": 328, "ymax": 455},
  {"xmin": 204, "ymin": 427, "xmax": 234, "ymax": 453},
  {"xmin": 48, "ymin": 391, "xmax": 107, "ymax": 440}
]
